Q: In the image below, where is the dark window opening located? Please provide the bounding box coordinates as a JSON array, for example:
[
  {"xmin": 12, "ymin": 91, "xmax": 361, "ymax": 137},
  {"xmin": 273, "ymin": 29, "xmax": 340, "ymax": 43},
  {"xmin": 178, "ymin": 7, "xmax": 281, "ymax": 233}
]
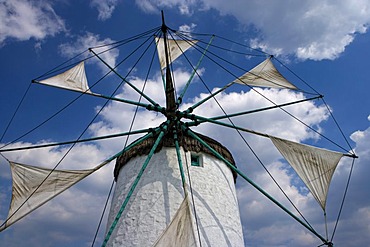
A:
[{"xmin": 191, "ymin": 153, "xmax": 202, "ymax": 167}]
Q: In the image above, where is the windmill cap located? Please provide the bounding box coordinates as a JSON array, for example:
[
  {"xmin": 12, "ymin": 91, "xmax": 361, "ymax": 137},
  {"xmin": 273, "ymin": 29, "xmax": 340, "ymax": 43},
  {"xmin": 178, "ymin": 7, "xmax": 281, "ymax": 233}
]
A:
[{"xmin": 114, "ymin": 131, "xmax": 237, "ymax": 182}]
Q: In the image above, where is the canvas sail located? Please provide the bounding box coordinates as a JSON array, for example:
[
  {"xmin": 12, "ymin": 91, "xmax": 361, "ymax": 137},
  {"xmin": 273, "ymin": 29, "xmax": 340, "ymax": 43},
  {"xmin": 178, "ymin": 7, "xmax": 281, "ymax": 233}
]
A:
[
  {"xmin": 0, "ymin": 161, "xmax": 105, "ymax": 231},
  {"xmin": 270, "ymin": 136, "xmax": 344, "ymax": 210},
  {"xmin": 37, "ymin": 62, "xmax": 93, "ymax": 93},
  {"xmin": 155, "ymin": 37, "xmax": 198, "ymax": 70},
  {"xmin": 153, "ymin": 195, "xmax": 196, "ymax": 247},
  {"xmin": 234, "ymin": 57, "xmax": 297, "ymax": 89}
]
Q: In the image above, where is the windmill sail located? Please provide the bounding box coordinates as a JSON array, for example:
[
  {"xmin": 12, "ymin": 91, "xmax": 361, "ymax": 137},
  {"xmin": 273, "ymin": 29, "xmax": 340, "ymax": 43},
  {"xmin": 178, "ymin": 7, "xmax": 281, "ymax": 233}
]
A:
[
  {"xmin": 155, "ymin": 37, "xmax": 198, "ymax": 70},
  {"xmin": 37, "ymin": 62, "xmax": 93, "ymax": 94},
  {"xmin": 234, "ymin": 57, "xmax": 297, "ymax": 89},
  {"xmin": 0, "ymin": 161, "xmax": 105, "ymax": 232},
  {"xmin": 270, "ymin": 136, "xmax": 344, "ymax": 210},
  {"xmin": 153, "ymin": 195, "xmax": 196, "ymax": 247}
]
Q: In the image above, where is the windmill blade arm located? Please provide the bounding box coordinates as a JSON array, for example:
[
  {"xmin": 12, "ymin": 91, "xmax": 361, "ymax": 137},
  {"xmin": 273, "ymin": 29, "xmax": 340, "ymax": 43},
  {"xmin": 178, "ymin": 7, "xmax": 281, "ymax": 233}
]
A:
[
  {"xmin": 0, "ymin": 127, "xmax": 156, "ymax": 153},
  {"xmin": 180, "ymin": 112, "xmax": 355, "ymax": 159},
  {"xmin": 97, "ymin": 94, "xmax": 166, "ymax": 113},
  {"xmin": 33, "ymin": 78, "xmax": 164, "ymax": 113},
  {"xmin": 180, "ymin": 111, "xmax": 268, "ymax": 138},
  {"xmin": 209, "ymin": 95, "xmax": 323, "ymax": 121},
  {"xmin": 103, "ymin": 121, "xmax": 170, "ymax": 246},
  {"xmin": 185, "ymin": 82, "xmax": 234, "ymax": 113},
  {"xmin": 177, "ymin": 35, "xmax": 215, "ymax": 105}
]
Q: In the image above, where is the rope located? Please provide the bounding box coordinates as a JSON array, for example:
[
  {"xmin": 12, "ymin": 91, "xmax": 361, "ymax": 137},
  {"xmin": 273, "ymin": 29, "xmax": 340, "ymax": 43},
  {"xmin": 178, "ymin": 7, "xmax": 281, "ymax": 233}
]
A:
[
  {"xmin": 0, "ymin": 83, "xmax": 32, "ymax": 143},
  {"xmin": 273, "ymin": 56, "xmax": 320, "ymax": 95},
  {"xmin": 176, "ymin": 32, "xmax": 312, "ymax": 95},
  {"xmin": 174, "ymin": 30, "xmax": 268, "ymax": 57},
  {"xmin": 91, "ymin": 180, "xmax": 115, "ymax": 247},
  {"xmin": 324, "ymin": 211, "xmax": 329, "ymax": 241},
  {"xmin": 33, "ymin": 49, "xmax": 89, "ymax": 81},
  {"xmin": 322, "ymin": 97, "xmax": 356, "ymax": 154},
  {"xmin": 183, "ymin": 139, "xmax": 203, "ymax": 247},
  {"xmin": 35, "ymin": 27, "xmax": 161, "ymax": 81},
  {"xmin": 330, "ymin": 158, "xmax": 356, "ymax": 242}
]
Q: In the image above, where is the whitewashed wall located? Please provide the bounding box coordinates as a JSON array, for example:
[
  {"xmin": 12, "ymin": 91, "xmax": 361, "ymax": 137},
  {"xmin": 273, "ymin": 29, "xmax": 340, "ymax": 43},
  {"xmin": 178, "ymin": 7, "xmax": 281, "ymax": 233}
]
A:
[{"xmin": 106, "ymin": 147, "xmax": 244, "ymax": 247}]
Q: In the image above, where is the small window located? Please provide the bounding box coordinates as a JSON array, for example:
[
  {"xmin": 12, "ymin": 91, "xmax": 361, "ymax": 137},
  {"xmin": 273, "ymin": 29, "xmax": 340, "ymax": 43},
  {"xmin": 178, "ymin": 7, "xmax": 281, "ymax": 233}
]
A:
[{"xmin": 191, "ymin": 153, "xmax": 202, "ymax": 167}]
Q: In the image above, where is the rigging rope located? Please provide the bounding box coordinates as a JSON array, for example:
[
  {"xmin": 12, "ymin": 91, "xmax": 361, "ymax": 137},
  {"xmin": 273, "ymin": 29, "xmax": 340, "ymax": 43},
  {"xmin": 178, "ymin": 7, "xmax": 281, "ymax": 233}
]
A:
[
  {"xmin": 176, "ymin": 32, "xmax": 313, "ymax": 95},
  {"xmin": 322, "ymin": 97, "xmax": 356, "ymax": 154},
  {"xmin": 91, "ymin": 180, "xmax": 115, "ymax": 247},
  {"xmin": 174, "ymin": 30, "xmax": 268, "ymax": 57},
  {"xmin": 0, "ymin": 83, "xmax": 32, "ymax": 143},
  {"xmin": 35, "ymin": 27, "xmax": 161, "ymax": 80},
  {"xmin": 330, "ymin": 158, "xmax": 356, "ymax": 242}
]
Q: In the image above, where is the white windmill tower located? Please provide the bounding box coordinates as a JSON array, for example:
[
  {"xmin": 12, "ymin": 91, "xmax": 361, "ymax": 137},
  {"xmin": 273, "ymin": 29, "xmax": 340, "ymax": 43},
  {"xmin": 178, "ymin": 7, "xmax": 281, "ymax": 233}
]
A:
[{"xmin": 103, "ymin": 14, "xmax": 244, "ymax": 247}]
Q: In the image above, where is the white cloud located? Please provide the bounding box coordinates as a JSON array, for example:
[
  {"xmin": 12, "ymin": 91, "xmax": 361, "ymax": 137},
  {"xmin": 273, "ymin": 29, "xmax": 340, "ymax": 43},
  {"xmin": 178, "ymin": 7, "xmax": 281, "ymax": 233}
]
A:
[
  {"xmin": 59, "ymin": 32, "xmax": 119, "ymax": 74},
  {"xmin": 1, "ymin": 74, "xmax": 369, "ymax": 246},
  {"xmin": 179, "ymin": 23, "xmax": 197, "ymax": 33},
  {"xmin": 135, "ymin": 0, "xmax": 197, "ymax": 14},
  {"xmin": 90, "ymin": 0, "xmax": 119, "ymax": 21},
  {"xmin": 136, "ymin": 0, "xmax": 370, "ymax": 60},
  {"xmin": 0, "ymin": 0, "xmax": 65, "ymax": 45}
]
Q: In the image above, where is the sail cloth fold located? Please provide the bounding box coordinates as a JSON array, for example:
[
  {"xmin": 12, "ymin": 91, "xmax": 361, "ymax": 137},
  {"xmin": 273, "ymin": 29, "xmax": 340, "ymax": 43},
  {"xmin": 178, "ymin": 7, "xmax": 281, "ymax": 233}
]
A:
[
  {"xmin": 37, "ymin": 62, "xmax": 93, "ymax": 94},
  {"xmin": 234, "ymin": 57, "xmax": 297, "ymax": 90},
  {"xmin": 155, "ymin": 37, "xmax": 198, "ymax": 70},
  {"xmin": 153, "ymin": 195, "xmax": 196, "ymax": 247},
  {"xmin": 270, "ymin": 136, "xmax": 344, "ymax": 210},
  {"xmin": 0, "ymin": 160, "xmax": 106, "ymax": 232}
]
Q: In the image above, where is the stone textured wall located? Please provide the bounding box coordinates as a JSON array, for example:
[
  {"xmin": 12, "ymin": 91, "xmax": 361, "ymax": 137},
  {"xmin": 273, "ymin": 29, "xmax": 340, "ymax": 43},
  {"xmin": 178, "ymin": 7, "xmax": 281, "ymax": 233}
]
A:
[{"xmin": 106, "ymin": 147, "xmax": 244, "ymax": 247}]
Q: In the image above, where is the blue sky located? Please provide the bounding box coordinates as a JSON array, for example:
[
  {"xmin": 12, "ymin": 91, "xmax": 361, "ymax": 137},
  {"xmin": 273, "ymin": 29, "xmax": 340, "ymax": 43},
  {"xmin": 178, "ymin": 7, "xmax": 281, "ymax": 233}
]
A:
[{"xmin": 1, "ymin": 1, "xmax": 370, "ymax": 246}]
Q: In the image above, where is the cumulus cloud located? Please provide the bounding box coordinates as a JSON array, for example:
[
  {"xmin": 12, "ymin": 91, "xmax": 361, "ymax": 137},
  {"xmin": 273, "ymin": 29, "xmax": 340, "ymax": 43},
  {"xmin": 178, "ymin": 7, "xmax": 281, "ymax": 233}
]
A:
[
  {"xmin": 135, "ymin": 0, "xmax": 196, "ymax": 14},
  {"xmin": 90, "ymin": 0, "xmax": 119, "ymax": 21},
  {"xmin": 179, "ymin": 23, "xmax": 197, "ymax": 33},
  {"xmin": 0, "ymin": 0, "xmax": 65, "ymax": 45},
  {"xmin": 136, "ymin": 0, "xmax": 370, "ymax": 60}
]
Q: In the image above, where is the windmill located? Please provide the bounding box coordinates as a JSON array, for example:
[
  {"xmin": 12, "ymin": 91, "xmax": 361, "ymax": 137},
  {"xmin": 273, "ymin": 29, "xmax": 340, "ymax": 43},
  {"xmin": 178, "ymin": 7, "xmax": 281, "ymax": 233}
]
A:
[{"xmin": 0, "ymin": 12, "xmax": 357, "ymax": 246}]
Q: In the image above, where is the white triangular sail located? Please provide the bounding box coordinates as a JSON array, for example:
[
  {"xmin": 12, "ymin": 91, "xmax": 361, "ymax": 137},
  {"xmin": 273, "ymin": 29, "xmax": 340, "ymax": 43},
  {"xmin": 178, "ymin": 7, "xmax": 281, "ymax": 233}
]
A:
[
  {"xmin": 234, "ymin": 57, "xmax": 297, "ymax": 89},
  {"xmin": 155, "ymin": 37, "xmax": 198, "ymax": 70},
  {"xmin": 0, "ymin": 161, "xmax": 105, "ymax": 231},
  {"xmin": 38, "ymin": 62, "xmax": 93, "ymax": 93},
  {"xmin": 270, "ymin": 136, "xmax": 344, "ymax": 210},
  {"xmin": 153, "ymin": 195, "xmax": 196, "ymax": 247}
]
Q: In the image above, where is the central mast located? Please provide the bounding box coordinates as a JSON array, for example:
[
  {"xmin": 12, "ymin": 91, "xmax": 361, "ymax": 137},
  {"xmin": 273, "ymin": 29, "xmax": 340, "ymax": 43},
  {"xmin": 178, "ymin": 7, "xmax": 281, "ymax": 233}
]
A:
[{"xmin": 161, "ymin": 11, "xmax": 177, "ymax": 119}]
